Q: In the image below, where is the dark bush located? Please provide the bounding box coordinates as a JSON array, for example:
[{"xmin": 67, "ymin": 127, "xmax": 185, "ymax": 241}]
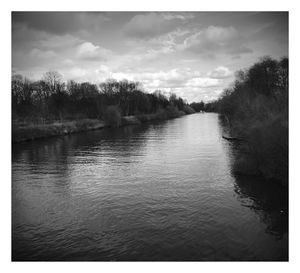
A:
[
  {"xmin": 215, "ymin": 56, "xmax": 288, "ymax": 185},
  {"xmin": 182, "ymin": 105, "xmax": 196, "ymax": 114},
  {"xmin": 103, "ymin": 105, "xmax": 121, "ymax": 127}
]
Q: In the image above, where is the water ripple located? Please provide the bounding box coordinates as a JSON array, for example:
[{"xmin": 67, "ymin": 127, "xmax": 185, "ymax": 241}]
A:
[{"xmin": 12, "ymin": 113, "xmax": 288, "ymax": 261}]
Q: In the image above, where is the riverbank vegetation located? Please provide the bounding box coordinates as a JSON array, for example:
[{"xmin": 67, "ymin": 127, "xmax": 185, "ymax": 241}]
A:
[
  {"xmin": 12, "ymin": 72, "xmax": 195, "ymax": 141},
  {"xmin": 190, "ymin": 56, "xmax": 288, "ymax": 185}
]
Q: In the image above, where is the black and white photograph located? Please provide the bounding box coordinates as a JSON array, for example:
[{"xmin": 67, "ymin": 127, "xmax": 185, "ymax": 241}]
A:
[{"xmin": 8, "ymin": 4, "xmax": 293, "ymax": 265}]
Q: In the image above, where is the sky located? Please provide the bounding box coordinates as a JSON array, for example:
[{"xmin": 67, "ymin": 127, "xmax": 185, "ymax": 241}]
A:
[{"xmin": 12, "ymin": 12, "xmax": 288, "ymax": 102}]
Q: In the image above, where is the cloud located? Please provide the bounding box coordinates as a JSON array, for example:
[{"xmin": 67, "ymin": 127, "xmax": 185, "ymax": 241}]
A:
[
  {"xmin": 134, "ymin": 69, "xmax": 198, "ymax": 87},
  {"xmin": 12, "ymin": 12, "xmax": 288, "ymax": 103},
  {"xmin": 136, "ymin": 69, "xmax": 223, "ymax": 102},
  {"xmin": 185, "ymin": 77, "xmax": 220, "ymax": 88},
  {"xmin": 76, "ymin": 42, "xmax": 112, "ymax": 61},
  {"xmin": 29, "ymin": 48, "xmax": 57, "ymax": 59},
  {"xmin": 105, "ymin": 68, "xmax": 223, "ymax": 102},
  {"xmin": 208, "ymin": 66, "xmax": 233, "ymax": 79},
  {"xmin": 123, "ymin": 28, "xmax": 191, "ymax": 65},
  {"xmin": 182, "ymin": 26, "xmax": 253, "ymax": 57},
  {"xmin": 60, "ymin": 65, "xmax": 111, "ymax": 83},
  {"xmin": 108, "ymin": 69, "xmax": 184, "ymax": 88},
  {"xmin": 12, "ymin": 22, "xmax": 84, "ymax": 53},
  {"xmin": 124, "ymin": 12, "xmax": 190, "ymax": 39},
  {"xmin": 111, "ymin": 72, "xmax": 134, "ymax": 81},
  {"xmin": 12, "ymin": 12, "xmax": 110, "ymax": 35},
  {"xmin": 162, "ymin": 13, "xmax": 195, "ymax": 21},
  {"xmin": 37, "ymin": 34, "xmax": 83, "ymax": 50}
]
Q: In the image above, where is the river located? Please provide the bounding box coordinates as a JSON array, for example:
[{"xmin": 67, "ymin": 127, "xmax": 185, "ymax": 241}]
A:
[{"xmin": 12, "ymin": 113, "xmax": 288, "ymax": 261}]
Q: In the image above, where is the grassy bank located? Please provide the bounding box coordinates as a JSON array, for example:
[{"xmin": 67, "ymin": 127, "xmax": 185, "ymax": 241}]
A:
[
  {"xmin": 12, "ymin": 107, "xmax": 193, "ymax": 143},
  {"xmin": 12, "ymin": 119, "xmax": 106, "ymax": 143}
]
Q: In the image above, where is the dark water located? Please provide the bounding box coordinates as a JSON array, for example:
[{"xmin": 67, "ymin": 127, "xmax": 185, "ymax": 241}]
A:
[{"xmin": 12, "ymin": 113, "xmax": 288, "ymax": 261}]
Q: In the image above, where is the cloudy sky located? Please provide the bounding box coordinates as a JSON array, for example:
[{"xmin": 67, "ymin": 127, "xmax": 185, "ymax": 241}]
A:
[{"xmin": 12, "ymin": 12, "xmax": 288, "ymax": 102}]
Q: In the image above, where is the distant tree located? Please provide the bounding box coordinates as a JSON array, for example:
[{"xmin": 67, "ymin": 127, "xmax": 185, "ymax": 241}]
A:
[
  {"xmin": 169, "ymin": 93, "xmax": 184, "ymax": 110},
  {"xmin": 12, "ymin": 74, "xmax": 190, "ymax": 122},
  {"xmin": 43, "ymin": 71, "xmax": 63, "ymax": 95},
  {"xmin": 190, "ymin": 101, "xmax": 205, "ymax": 112},
  {"xmin": 12, "ymin": 74, "xmax": 24, "ymax": 103}
]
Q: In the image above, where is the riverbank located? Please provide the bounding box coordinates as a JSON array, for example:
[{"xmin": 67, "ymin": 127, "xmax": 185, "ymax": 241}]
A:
[
  {"xmin": 222, "ymin": 114, "xmax": 288, "ymax": 187},
  {"xmin": 12, "ymin": 110, "xmax": 191, "ymax": 143},
  {"xmin": 213, "ymin": 57, "xmax": 288, "ymax": 187},
  {"xmin": 12, "ymin": 119, "xmax": 106, "ymax": 143}
]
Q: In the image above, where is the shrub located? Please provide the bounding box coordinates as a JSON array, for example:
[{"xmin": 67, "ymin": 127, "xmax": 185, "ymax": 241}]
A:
[
  {"xmin": 155, "ymin": 108, "xmax": 169, "ymax": 120},
  {"xmin": 217, "ymin": 56, "xmax": 288, "ymax": 185},
  {"xmin": 166, "ymin": 105, "xmax": 181, "ymax": 118},
  {"xmin": 103, "ymin": 105, "xmax": 121, "ymax": 127},
  {"xmin": 183, "ymin": 105, "xmax": 196, "ymax": 114}
]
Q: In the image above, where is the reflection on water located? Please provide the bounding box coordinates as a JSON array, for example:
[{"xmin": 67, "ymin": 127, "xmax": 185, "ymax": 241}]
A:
[
  {"xmin": 12, "ymin": 113, "xmax": 288, "ymax": 261},
  {"xmin": 218, "ymin": 115, "xmax": 288, "ymax": 241},
  {"xmin": 233, "ymin": 175, "xmax": 288, "ymax": 239}
]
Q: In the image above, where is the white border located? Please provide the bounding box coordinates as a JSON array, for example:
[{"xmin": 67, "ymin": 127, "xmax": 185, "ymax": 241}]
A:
[{"xmin": 1, "ymin": 1, "xmax": 299, "ymax": 272}]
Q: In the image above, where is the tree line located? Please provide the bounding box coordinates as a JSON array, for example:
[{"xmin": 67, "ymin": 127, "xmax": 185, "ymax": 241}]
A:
[
  {"xmin": 195, "ymin": 56, "xmax": 288, "ymax": 185},
  {"xmin": 190, "ymin": 56, "xmax": 288, "ymax": 117},
  {"xmin": 212, "ymin": 56, "xmax": 288, "ymax": 117},
  {"xmin": 12, "ymin": 71, "xmax": 194, "ymax": 124}
]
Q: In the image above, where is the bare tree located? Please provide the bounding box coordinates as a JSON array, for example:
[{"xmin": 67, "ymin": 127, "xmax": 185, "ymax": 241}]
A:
[{"xmin": 43, "ymin": 71, "xmax": 63, "ymax": 94}]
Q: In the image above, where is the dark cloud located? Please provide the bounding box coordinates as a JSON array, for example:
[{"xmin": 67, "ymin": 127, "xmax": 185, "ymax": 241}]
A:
[
  {"xmin": 182, "ymin": 26, "xmax": 253, "ymax": 57},
  {"xmin": 12, "ymin": 12, "xmax": 109, "ymax": 35},
  {"xmin": 250, "ymin": 13, "xmax": 288, "ymax": 45},
  {"xmin": 124, "ymin": 12, "xmax": 192, "ymax": 39}
]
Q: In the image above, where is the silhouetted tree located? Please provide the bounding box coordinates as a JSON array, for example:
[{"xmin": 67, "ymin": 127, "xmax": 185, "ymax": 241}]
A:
[
  {"xmin": 212, "ymin": 56, "xmax": 288, "ymax": 184},
  {"xmin": 43, "ymin": 71, "xmax": 64, "ymax": 95},
  {"xmin": 12, "ymin": 74, "xmax": 192, "ymax": 123}
]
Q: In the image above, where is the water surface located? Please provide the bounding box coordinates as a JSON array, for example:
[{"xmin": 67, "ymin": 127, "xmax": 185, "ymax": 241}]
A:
[{"xmin": 12, "ymin": 113, "xmax": 288, "ymax": 261}]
